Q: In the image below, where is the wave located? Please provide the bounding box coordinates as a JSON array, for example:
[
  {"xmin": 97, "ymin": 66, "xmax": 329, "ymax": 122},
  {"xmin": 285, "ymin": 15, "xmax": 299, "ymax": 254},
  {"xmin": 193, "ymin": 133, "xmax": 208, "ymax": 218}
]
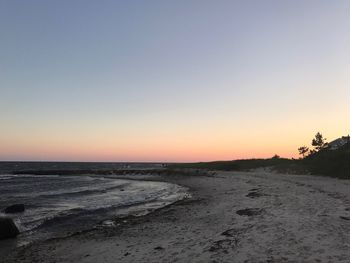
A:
[
  {"xmin": 25, "ymin": 197, "xmax": 165, "ymax": 233},
  {"xmin": 36, "ymin": 183, "xmax": 130, "ymax": 199}
]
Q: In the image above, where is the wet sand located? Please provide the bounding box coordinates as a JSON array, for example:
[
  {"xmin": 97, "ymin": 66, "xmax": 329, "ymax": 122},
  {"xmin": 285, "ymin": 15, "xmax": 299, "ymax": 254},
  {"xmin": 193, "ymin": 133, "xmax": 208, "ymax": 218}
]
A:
[{"xmin": 4, "ymin": 171, "xmax": 350, "ymax": 263}]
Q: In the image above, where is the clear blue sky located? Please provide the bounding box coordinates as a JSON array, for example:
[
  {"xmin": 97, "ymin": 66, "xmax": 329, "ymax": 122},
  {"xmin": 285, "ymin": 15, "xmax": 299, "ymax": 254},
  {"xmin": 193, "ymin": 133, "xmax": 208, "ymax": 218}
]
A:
[{"xmin": 1, "ymin": 0, "xmax": 350, "ymax": 161}]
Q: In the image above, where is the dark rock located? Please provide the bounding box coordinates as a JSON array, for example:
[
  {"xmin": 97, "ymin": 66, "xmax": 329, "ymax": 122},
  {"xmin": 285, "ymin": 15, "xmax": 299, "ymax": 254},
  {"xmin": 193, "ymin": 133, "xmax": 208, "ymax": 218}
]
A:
[
  {"xmin": 4, "ymin": 204, "xmax": 25, "ymax": 214},
  {"xmin": 0, "ymin": 217, "xmax": 20, "ymax": 239},
  {"xmin": 340, "ymin": 216, "xmax": 350, "ymax": 221},
  {"xmin": 236, "ymin": 208, "xmax": 263, "ymax": 217}
]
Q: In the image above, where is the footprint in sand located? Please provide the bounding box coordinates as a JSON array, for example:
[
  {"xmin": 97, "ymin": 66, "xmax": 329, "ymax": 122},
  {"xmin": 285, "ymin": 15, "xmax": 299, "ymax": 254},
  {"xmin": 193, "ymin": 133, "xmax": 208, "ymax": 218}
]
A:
[
  {"xmin": 246, "ymin": 191, "xmax": 265, "ymax": 198},
  {"xmin": 236, "ymin": 208, "xmax": 264, "ymax": 216},
  {"xmin": 246, "ymin": 188, "xmax": 270, "ymax": 198},
  {"xmin": 208, "ymin": 239, "xmax": 238, "ymax": 254},
  {"xmin": 221, "ymin": 225, "xmax": 253, "ymax": 238},
  {"xmin": 221, "ymin": 228, "xmax": 243, "ymax": 237}
]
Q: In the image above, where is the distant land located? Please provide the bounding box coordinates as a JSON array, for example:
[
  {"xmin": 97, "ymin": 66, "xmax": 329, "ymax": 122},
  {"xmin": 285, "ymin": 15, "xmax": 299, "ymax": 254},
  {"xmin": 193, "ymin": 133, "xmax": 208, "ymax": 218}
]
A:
[{"xmin": 2, "ymin": 135, "xmax": 349, "ymax": 179}]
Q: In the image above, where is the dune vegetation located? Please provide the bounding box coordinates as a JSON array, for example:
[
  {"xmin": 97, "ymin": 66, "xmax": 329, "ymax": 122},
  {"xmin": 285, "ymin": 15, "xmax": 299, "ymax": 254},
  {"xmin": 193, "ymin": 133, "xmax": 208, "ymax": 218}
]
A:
[{"xmin": 169, "ymin": 133, "xmax": 350, "ymax": 179}]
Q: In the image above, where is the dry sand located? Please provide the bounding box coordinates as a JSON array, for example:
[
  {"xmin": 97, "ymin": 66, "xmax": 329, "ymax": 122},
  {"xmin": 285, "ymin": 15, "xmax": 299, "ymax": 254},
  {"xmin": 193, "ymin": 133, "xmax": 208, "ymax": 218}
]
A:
[{"xmin": 3, "ymin": 171, "xmax": 350, "ymax": 263}]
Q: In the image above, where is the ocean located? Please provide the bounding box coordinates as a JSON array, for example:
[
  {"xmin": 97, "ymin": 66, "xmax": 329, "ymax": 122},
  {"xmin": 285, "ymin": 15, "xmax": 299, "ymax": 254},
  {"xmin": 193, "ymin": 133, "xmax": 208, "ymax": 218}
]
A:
[{"xmin": 0, "ymin": 162, "xmax": 188, "ymax": 253}]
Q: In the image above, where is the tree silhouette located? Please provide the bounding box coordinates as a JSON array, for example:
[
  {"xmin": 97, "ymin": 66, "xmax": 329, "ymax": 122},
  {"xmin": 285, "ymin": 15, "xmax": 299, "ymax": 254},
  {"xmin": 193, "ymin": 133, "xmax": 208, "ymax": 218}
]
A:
[
  {"xmin": 311, "ymin": 132, "xmax": 328, "ymax": 152},
  {"xmin": 298, "ymin": 146, "xmax": 309, "ymax": 158},
  {"xmin": 297, "ymin": 132, "xmax": 328, "ymax": 158}
]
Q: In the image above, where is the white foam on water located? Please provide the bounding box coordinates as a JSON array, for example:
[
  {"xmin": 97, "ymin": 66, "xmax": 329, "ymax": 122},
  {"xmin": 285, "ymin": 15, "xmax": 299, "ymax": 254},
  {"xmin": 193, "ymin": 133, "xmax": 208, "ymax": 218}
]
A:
[{"xmin": 0, "ymin": 174, "xmax": 189, "ymax": 246}]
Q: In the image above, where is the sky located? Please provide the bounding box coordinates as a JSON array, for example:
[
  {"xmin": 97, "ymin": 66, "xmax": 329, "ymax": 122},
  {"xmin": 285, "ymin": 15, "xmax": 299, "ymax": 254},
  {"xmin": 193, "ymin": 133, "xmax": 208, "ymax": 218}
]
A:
[{"xmin": 1, "ymin": 0, "xmax": 350, "ymax": 162}]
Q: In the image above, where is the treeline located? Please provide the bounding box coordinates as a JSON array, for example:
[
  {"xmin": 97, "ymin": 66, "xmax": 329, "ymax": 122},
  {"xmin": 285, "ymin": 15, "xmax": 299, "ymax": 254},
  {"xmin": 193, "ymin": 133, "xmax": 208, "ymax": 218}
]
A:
[
  {"xmin": 169, "ymin": 132, "xmax": 350, "ymax": 179},
  {"xmin": 298, "ymin": 132, "xmax": 350, "ymax": 179}
]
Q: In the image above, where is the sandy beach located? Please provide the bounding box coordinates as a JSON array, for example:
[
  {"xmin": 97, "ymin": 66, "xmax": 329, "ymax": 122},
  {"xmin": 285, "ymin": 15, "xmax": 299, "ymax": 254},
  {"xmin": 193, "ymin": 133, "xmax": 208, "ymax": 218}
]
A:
[{"xmin": 4, "ymin": 171, "xmax": 350, "ymax": 263}]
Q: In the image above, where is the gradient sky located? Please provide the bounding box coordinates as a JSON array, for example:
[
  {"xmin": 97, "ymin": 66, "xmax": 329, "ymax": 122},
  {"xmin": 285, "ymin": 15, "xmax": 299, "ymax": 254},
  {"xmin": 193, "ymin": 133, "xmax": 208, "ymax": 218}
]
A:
[{"xmin": 1, "ymin": 0, "xmax": 350, "ymax": 162}]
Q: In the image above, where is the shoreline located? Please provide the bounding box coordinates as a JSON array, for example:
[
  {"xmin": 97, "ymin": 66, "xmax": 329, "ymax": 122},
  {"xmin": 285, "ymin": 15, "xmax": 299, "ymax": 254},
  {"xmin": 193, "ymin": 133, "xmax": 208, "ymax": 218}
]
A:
[
  {"xmin": 3, "ymin": 170, "xmax": 350, "ymax": 262},
  {"xmin": 0, "ymin": 173, "xmax": 191, "ymax": 254}
]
